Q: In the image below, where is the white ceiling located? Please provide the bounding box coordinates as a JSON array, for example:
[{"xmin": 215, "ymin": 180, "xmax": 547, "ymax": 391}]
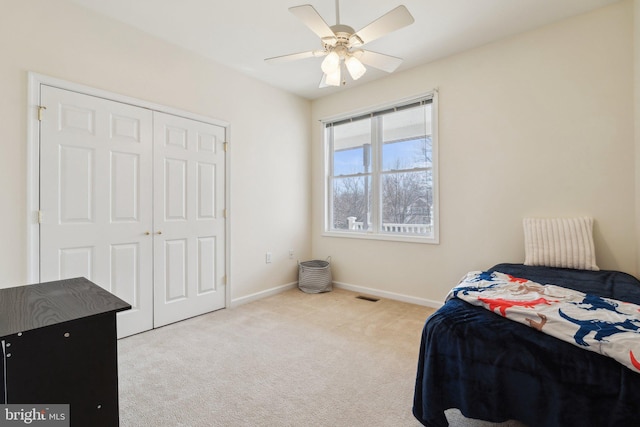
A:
[{"xmin": 68, "ymin": 0, "xmax": 621, "ymax": 100}]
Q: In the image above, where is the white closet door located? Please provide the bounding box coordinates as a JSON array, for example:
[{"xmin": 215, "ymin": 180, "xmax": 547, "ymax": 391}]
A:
[
  {"xmin": 153, "ymin": 112, "xmax": 226, "ymax": 327},
  {"xmin": 39, "ymin": 85, "xmax": 154, "ymax": 338}
]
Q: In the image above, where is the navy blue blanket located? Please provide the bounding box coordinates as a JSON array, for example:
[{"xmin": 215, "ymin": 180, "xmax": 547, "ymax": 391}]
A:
[{"xmin": 413, "ymin": 263, "xmax": 640, "ymax": 427}]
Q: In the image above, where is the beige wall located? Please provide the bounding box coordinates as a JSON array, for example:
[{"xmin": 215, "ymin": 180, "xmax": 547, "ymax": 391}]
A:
[
  {"xmin": 312, "ymin": 1, "xmax": 636, "ymax": 304},
  {"xmin": 0, "ymin": 0, "xmax": 312, "ymax": 301},
  {"xmin": 635, "ymin": 0, "xmax": 640, "ymax": 274}
]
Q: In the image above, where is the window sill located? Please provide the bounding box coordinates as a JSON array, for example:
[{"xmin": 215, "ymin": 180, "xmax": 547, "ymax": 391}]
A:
[{"xmin": 322, "ymin": 230, "xmax": 439, "ymax": 245}]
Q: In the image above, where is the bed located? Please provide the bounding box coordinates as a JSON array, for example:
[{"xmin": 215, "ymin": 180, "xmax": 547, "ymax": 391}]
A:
[{"xmin": 413, "ymin": 262, "xmax": 640, "ymax": 427}]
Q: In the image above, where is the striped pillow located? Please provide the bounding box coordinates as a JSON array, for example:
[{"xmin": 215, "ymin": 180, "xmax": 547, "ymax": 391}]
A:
[{"xmin": 523, "ymin": 217, "xmax": 599, "ymax": 271}]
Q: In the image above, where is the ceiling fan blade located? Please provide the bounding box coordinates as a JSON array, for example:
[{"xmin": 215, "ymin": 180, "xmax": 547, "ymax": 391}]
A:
[
  {"xmin": 289, "ymin": 5, "xmax": 336, "ymax": 41},
  {"xmin": 358, "ymin": 50, "xmax": 403, "ymax": 73},
  {"xmin": 319, "ymin": 73, "xmax": 329, "ymax": 88},
  {"xmin": 350, "ymin": 5, "xmax": 414, "ymax": 46},
  {"xmin": 265, "ymin": 50, "xmax": 326, "ymax": 64}
]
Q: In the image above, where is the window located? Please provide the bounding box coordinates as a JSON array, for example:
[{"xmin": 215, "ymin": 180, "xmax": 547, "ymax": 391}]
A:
[{"xmin": 324, "ymin": 93, "xmax": 438, "ymax": 243}]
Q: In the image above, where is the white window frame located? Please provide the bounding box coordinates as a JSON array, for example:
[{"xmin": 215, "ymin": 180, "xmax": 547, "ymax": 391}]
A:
[{"xmin": 322, "ymin": 91, "xmax": 439, "ymax": 244}]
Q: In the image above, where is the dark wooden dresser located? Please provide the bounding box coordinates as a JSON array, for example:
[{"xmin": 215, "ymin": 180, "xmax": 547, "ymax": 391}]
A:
[{"xmin": 0, "ymin": 277, "xmax": 130, "ymax": 426}]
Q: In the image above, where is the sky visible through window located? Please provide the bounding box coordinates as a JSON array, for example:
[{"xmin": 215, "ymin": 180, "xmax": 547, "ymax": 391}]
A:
[{"xmin": 333, "ymin": 137, "xmax": 431, "ymax": 176}]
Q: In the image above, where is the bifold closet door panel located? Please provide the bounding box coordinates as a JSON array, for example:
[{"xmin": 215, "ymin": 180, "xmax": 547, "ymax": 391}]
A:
[
  {"xmin": 152, "ymin": 112, "xmax": 226, "ymax": 327},
  {"xmin": 39, "ymin": 85, "xmax": 154, "ymax": 338}
]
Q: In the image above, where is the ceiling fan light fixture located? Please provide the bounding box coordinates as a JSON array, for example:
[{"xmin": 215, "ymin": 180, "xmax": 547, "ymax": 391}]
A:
[
  {"xmin": 345, "ymin": 55, "xmax": 366, "ymax": 80},
  {"xmin": 324, "ymin": 67, "xmax": 341, "ymax": 86},
  {"xmin": 321, "ymin": 51, "xmax": 340, "ymax": 74}
]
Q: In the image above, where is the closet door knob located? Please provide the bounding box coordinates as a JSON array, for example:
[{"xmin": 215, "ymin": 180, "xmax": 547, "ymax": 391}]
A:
[
  {"xmin": 144, "ymin": 231, "xmax": 151, "ymax": 235},
  {"xmin": 156, "ymin": 231, "xmax": 163, "ymax": 235}
]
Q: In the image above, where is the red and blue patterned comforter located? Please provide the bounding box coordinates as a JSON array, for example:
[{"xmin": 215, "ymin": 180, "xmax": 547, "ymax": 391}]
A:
[{"xmin": 413, "ymin": 263, "xmax": 640, "ymax": 427}]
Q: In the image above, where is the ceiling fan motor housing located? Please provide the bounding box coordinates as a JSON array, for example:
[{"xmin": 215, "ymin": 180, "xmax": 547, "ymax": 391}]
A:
[
  {"xmin": 330, "ymin": 24, "xmax": 355, "ymax": 36},
  {"xmin": 330, "ymin": 24, "xmax": 363, "ymax": 48},
  {"xmin": 323, "ymin": 25, "xmax": 363, "ymax": 59}
]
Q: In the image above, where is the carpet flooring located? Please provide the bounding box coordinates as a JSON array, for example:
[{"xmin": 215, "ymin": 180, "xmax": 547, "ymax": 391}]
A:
[{"xmin": 118, "ymin": 288, "xmax": 435, "ymax": 426}]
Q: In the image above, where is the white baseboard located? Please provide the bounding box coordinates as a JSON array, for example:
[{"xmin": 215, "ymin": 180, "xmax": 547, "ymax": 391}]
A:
[
  {"xmin": 333, "ymin": 281, "xmax": 444, "ymax": 309},
  {"xmin": 230, "ymin": 280, "xmax": 444, "ymax": 310},
  {"xmin": 230, "ymin": 281, "xmax": 298, "ymax": 308}
]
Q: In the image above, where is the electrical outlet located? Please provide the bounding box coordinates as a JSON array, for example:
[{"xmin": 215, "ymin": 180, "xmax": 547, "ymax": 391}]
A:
[
  {"xmin": 288, "ymin": 250, "xmax": 294, "ymax": 260},
  {"xmin": 265, "ymin": 252, "xmax": 272, "ymax": 264}
]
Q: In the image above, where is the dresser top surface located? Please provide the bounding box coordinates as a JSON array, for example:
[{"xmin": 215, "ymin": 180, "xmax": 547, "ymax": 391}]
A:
[{"xmin": 0, "ymin": 277, "xmax": 131, "ymax": 337}]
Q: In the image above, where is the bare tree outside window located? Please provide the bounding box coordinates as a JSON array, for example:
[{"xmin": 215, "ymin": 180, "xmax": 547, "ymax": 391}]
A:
[
  {"xmin": 332, "ymin": 176, "xmax": 369, "ymax": 230},
  {"xmin": 381, "ymin": 136, "xmax": 433, "ymax": 233}
]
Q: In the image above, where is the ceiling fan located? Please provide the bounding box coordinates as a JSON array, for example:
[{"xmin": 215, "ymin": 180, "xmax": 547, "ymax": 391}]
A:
[{"xmin": 265, "ymin": 1, "xmax": 415, "ymax": 88}]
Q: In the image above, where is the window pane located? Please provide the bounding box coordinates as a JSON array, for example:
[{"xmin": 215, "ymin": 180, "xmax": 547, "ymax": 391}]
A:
[
  {"xmin": 331, "ymin": 175, "xmax": 372, "ymax": 231},
  {"xmin": 382, "ymin": 136, "xmax": 432, "ymax": 171},
  {"xmin": 381, "ymin": 170, "xmax": 433, "ymax": 236},
  {"xmin": 382, "ymin": 104, "xmax": 430, "ymax": 142},
  {"xmin": 332, "ymin": 119, "xmax": 371, "ymax": 176},
  {"xmin": 381, "ymin": 104, "xmax": 431, "ymax": 171}
]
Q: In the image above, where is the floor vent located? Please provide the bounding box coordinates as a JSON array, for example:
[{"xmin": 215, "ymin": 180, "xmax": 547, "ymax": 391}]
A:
[{"xmin": 356, "ymin": 295, "xmax": 379, "ymax": 302}]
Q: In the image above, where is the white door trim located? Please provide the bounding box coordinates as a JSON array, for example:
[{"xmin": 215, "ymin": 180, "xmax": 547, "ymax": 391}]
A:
[{"xmin": 26, "ymin": 72, "xmax": 232, "ymax": 309}]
